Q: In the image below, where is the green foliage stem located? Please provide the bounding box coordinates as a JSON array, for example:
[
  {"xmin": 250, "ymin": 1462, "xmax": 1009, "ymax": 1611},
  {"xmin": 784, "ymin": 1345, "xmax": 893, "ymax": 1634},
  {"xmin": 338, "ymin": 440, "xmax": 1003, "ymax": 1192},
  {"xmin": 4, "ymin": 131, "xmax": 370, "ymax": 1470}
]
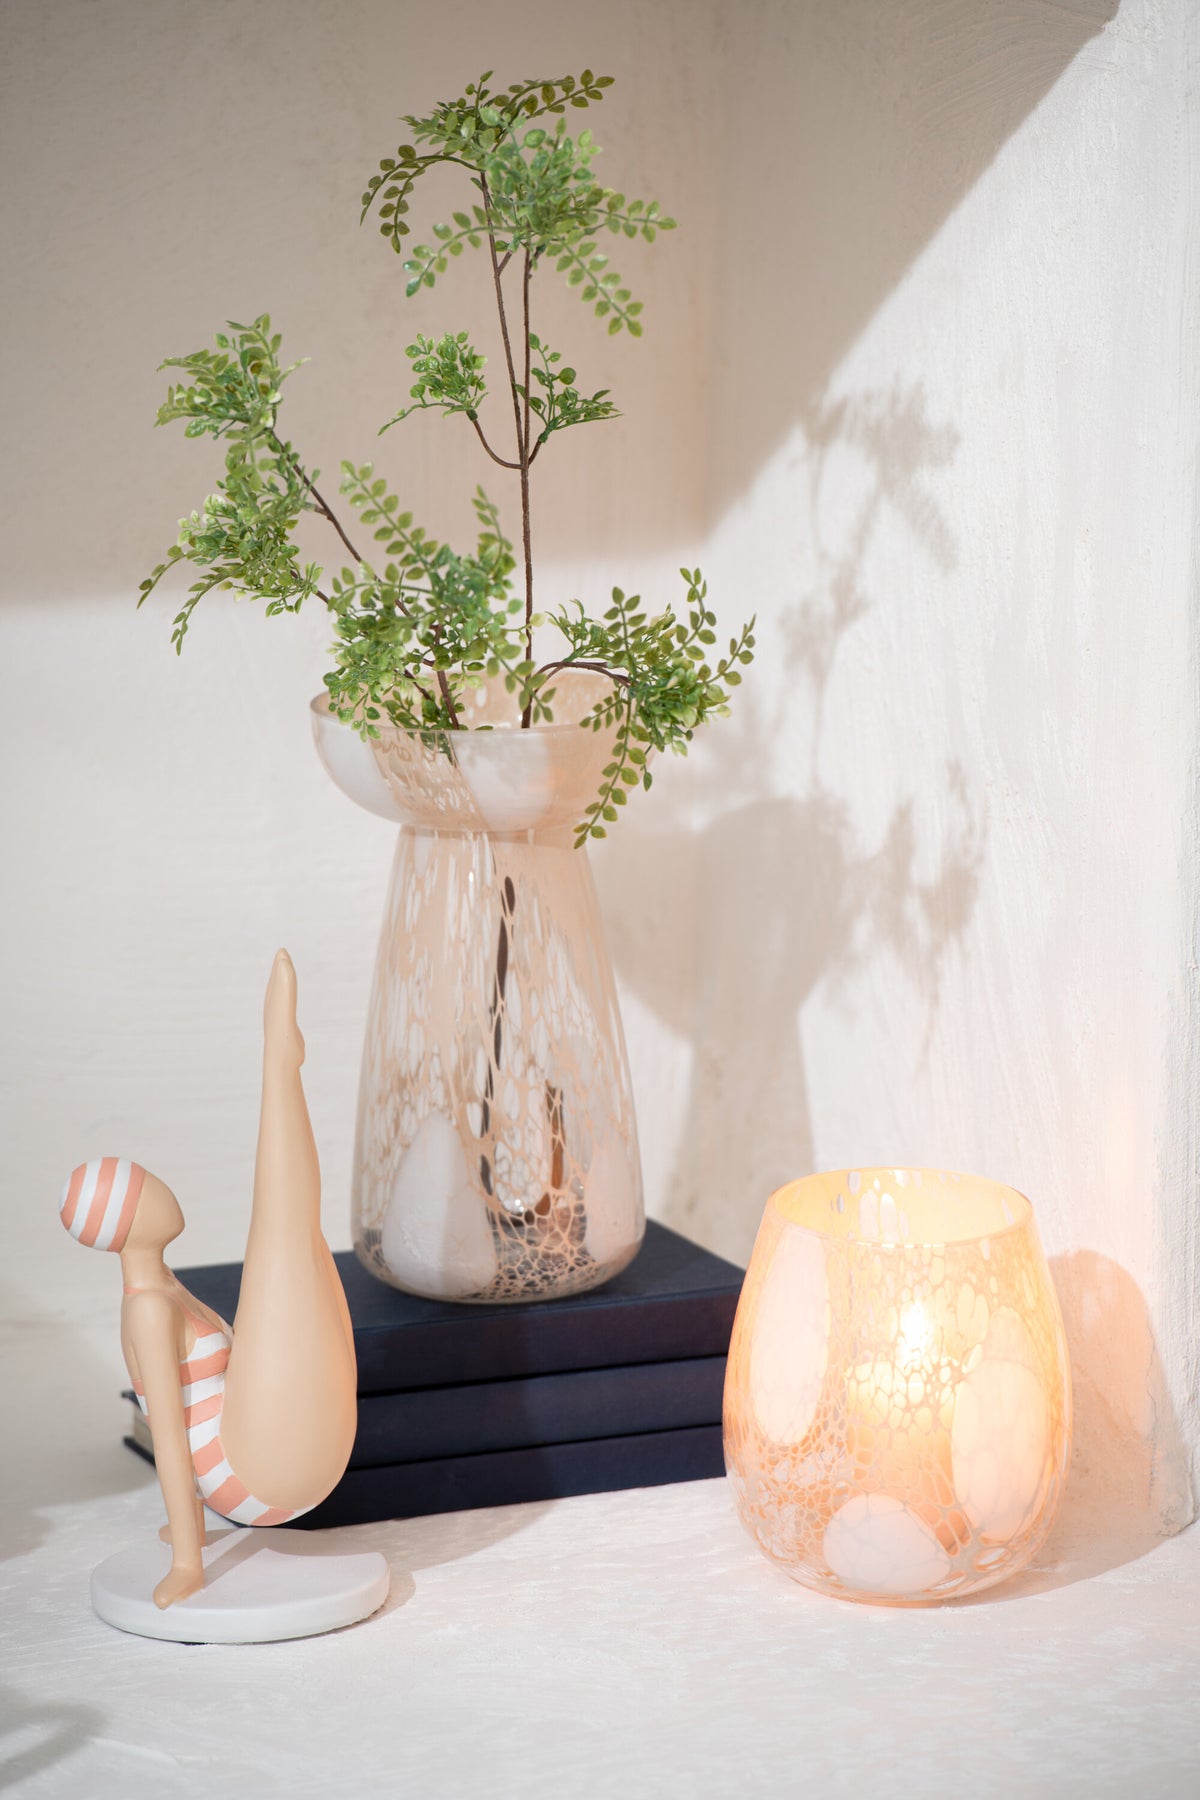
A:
[{"xmin": 139, "ymin": 72, "xmax": 752, "ymax": 844}]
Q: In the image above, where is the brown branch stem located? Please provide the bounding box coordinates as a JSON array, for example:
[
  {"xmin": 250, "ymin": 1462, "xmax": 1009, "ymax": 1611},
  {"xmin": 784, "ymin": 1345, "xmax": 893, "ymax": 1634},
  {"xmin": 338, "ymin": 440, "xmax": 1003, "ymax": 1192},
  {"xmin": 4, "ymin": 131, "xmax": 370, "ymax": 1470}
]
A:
[
  {"xmin": 518, "ymin": 247, "xmax": 534, "ymax": 722},
  {"xmin": 481, "ymin": 179, "xmax": 536, "ymax": 730},
  {"xmin": 433, "ymin": 665, "xmax": 461, "ymax": 728},
  {"xmin": 481, "ymin": 179, "xmax": 526, "ymax": 470},
  {"xmin": 468, "ymin": 415, "xmax": 521, "ymax": 470},
  {"xmin": 534, "ymin": 658, "xmax": 631, "ymax": 687},
  {"xmin": 269, "ymin": 433, "xmax": 364, "ymax": 566}
]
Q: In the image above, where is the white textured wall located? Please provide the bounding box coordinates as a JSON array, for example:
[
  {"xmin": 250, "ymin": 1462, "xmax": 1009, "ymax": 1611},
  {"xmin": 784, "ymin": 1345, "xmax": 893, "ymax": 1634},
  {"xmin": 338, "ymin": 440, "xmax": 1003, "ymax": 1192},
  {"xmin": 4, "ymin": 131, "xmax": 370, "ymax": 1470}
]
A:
[{"xmin": 3, "ymin": 0, "xmax": 1195, "ymax": 1539}]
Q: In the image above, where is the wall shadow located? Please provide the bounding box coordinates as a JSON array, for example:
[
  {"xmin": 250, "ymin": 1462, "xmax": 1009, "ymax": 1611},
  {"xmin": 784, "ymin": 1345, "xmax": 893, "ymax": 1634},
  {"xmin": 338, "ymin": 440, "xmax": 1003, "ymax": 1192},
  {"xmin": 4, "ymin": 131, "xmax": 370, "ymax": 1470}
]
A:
[
  {"xmin": 957, "ymin": 1250, "xmax": 1193, "ymax": 1603},
  {"xmin": 1, "ymin": 0, "xmax": 1118, "ymax": 599},
  {"xmin": 0, "ymin": 1688, "xmax": 102, "ymax": 1793},
  {"xmin": 0, "ymin": 1307, "xmax": 157, "ymax": 1566},
  {"xmin": 707, "ymin": 0, "xmax": 1119, "ymax": 517},
  {"xmin": 1047, "ymin": 1250, "xmax": 1193, "ymax": 1556},
  {"xmin": 598, "ymin": 381, "xmax": 984, "ymax": 1264},
  {"xmin": 317, "ymin": 1499, "xmax": 555, "ymax": 1612}
]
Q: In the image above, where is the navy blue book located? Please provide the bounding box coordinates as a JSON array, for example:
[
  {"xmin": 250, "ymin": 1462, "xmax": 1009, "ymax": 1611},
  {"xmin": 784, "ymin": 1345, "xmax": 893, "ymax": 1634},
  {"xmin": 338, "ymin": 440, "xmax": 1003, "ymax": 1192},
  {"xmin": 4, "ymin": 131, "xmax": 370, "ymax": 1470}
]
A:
[
  {"xmin": 297, "ymin": 1425, "xmax": 727, "ymax": 1527},
  {"xmin": 123, "ymin": 1422, "xmax": 727, "ymax": 1527},
  {"xmin": 127, "ymin": 1221, "xmax": 741, "ymax": 1520},
  {"xmin": 350, "ymin": 1354, "xmax": 726, "ymax": 1466},
  {"xmin": 174, "ymin": 1218, "xmax": 744, "ymax": 1395},
  {"xmin": 124, "ymin": 1353, "xmax": 726, "ymax": 1466}
]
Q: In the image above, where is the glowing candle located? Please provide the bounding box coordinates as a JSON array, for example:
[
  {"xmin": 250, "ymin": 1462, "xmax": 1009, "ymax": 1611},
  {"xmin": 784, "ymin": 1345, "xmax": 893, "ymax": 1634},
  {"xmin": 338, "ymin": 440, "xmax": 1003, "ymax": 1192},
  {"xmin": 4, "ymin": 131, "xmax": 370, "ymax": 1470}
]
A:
[{"xmin": 723, "ymin": 1169, "xmax": 1072, "ymax": 1604}]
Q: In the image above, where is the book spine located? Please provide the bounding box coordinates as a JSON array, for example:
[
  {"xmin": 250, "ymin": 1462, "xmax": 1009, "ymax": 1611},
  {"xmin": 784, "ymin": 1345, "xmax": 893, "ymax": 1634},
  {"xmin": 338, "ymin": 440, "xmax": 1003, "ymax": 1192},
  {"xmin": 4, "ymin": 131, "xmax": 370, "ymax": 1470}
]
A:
[
  {"xmin": 296, "ymin": 1425, "xmax": 728, "ymax": 1528},
  {"xmin": 173, "ymin": 1226, "xmax": 746, "ymax": 1395},
  {"xmin": 351, "ymin": 1356, "xmax": 727, "ymax": 1467},
  {"xmin": 353, "ymin": 1297, "xmax": 740, "ymax": 1393}
]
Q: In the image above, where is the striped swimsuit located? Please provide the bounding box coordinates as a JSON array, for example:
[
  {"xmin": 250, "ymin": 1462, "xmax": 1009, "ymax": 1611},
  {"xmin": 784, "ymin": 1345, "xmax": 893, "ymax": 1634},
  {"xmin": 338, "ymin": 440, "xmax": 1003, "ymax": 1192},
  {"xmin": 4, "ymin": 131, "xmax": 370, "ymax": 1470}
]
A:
[{"xmin": 128, "ymin": 1281, "xmax": 313, "ymax": 1528}]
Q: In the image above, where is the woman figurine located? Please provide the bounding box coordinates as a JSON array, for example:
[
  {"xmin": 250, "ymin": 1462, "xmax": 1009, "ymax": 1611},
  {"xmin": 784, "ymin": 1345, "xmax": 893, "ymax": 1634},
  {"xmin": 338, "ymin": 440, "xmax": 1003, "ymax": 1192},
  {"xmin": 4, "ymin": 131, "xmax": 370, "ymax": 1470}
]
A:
[{"xmin": 59, "ymin": 950, "xmax": 358, "ymax": 1609}]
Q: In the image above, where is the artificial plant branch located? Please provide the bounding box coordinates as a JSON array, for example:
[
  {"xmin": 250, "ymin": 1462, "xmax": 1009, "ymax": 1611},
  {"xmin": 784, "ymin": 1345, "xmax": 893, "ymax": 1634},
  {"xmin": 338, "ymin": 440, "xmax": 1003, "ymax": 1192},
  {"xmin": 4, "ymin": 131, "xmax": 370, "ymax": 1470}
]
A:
[
  {"xmin": 480, "ymin": 174, "xmax": 536, "ymax": 723},
  {"xmin": 480, "ymin": 178, "xmax": 526, "ymax": 461},
  {"xmin": 521, "ymin": 249, "xmax": 533, "ymax": 468},
  {"xmin": 434, "ymin": 665, "xmax": 462, "ymax": 727},
  {"xmin": 139, "ymin": 76, "xmax": 755, "ymax": 844},
  {"xmin": 267, "ymin": 433, "xmax": 365, "ymax": 567},
  {"xmin": 520, "ymin": 245, "xmax": 535, "ymax": 701},
  {"xmin": 315, "ymin": 581, "xmax": 440, "ymax": 714},
  {"xmin": 534, "ymin": 657, "xmax": 632, "ymax": 686},
  {"xmin": 468, "ymin": 416, "xmax": 521, "ymax": 469}
]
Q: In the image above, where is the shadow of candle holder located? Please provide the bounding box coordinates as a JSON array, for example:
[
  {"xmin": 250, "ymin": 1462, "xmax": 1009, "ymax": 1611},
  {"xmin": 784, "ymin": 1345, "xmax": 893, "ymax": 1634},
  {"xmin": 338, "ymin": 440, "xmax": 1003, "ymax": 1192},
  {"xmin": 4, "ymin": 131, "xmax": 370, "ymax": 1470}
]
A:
[{"xmin": 955, "ymin": 1249, "xmax": 1192, "ymax": 1602}]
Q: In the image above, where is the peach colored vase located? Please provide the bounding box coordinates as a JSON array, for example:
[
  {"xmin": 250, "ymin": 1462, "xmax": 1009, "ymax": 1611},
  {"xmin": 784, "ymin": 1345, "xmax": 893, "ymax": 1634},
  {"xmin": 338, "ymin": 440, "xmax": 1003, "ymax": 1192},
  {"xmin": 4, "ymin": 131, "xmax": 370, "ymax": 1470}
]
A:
[
  {"xmin": 723, "ymin": 1169, "xmax": 1072, "ymax": 1603},
  {"xmin": 311, "ymin": 676, "xmax": 645, "ymax": 1303}
]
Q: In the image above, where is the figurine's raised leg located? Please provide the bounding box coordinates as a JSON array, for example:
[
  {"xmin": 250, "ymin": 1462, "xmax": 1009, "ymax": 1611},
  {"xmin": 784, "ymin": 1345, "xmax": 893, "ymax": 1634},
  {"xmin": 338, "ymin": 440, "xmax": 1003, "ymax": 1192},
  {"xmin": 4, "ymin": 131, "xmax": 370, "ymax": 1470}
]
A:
[{"xmin": 217, "ymin": 951, "xmax": 358, "ymax": 1513}]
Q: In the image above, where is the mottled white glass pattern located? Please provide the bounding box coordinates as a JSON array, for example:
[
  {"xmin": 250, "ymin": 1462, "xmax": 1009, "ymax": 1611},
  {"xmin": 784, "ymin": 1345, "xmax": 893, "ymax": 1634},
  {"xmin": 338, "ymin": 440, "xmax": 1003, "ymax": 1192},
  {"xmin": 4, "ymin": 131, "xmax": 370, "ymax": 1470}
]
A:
[
  {"xmin": 312, "ymin": 677, "xmax": 645, "ymax": 1303},
  {"xmin": 723, "ymin": 1170, "xmax": 1072, "ymax": 1603}
]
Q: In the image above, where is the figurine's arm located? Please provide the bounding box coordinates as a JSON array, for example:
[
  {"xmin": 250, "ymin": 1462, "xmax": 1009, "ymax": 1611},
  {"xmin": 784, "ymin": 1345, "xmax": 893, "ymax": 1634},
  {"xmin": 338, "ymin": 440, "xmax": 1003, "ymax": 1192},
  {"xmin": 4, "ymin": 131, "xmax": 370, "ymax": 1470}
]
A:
[{"xmin": 127, "ymin": 1291, "xmax": 204, "ymax": 1608}]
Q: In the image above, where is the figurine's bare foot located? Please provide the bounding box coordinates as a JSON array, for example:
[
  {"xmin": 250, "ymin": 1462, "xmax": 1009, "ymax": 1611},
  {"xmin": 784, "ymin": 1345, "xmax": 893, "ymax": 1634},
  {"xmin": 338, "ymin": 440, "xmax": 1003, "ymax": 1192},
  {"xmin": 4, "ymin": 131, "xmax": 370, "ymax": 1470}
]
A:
[
  {"xmin": 264, "ymin": 949, "xmax": 305, "ymax": 1067},
  {"xmin": 154, "ymin": 1562, "xmax": 203, "ymax": 1609}
]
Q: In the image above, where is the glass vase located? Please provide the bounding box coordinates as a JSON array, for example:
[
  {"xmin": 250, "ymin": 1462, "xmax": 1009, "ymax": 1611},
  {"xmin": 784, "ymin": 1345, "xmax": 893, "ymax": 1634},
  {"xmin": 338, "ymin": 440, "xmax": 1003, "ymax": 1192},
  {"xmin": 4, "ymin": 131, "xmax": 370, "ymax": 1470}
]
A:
[
  {"xmin": 311, "ymin": 675, "xmax": 645, "ymax": 1303},
  {"xmin": 723, "ymin": 1169, "xmax": 1072, "ymax": 1603}
]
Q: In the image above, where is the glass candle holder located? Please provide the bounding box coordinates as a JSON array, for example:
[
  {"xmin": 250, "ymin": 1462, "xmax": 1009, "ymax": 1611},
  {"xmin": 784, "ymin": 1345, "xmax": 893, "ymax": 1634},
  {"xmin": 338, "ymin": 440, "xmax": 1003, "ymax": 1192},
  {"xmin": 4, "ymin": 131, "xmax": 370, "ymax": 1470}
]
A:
[{"xmin": 723, "ymin": 1169, "xmax": 1072, "ymax": 1604}]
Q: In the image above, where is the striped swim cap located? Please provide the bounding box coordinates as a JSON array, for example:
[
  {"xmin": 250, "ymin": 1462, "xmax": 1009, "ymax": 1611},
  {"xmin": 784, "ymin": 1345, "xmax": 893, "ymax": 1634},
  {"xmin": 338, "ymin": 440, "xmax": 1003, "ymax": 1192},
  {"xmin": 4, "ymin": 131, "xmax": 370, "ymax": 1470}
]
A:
[{"xmin": 59, "ymin": 1158, "xmax": 146, "ymax": 1252}]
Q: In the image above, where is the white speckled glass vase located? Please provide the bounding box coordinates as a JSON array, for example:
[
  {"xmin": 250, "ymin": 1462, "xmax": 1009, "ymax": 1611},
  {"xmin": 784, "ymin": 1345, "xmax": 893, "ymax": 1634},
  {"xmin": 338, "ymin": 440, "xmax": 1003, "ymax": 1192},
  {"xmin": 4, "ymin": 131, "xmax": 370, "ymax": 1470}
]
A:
[
  {"xmin": 311, "ymin": 675, "xmax": 644, "ymax": 1303},
  {"xmin": 723, "ymin": 1169, "xmax": 1072, "ymax": 1603}
]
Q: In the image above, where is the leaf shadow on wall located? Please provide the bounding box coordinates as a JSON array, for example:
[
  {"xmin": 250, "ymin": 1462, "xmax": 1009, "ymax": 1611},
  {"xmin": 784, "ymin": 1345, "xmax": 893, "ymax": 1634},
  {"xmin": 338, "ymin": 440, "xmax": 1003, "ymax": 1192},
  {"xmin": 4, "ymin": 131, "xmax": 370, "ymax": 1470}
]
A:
[
  {"xmin": 2, "ymin": 0, "xmax": 1120, "ymax": 596},
  {"xmin": 597, "ymin": 382, "xmax": 985, "ymax": 1267},
  {"xmin": 705, "ymin": 0, "xmax": 1120, "ymax": 523},
  {"xmin": 957, "ymin": 1251, "xmax": 1192, "ymax": 1599}
]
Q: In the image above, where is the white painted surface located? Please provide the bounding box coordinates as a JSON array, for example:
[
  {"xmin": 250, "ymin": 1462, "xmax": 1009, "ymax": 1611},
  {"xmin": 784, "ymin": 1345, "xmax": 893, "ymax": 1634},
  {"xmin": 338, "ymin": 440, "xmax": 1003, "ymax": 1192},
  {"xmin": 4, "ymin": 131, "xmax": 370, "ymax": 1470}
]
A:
[
  {"xmin": 3, "ymin": 1306, "xmax": 1195, "ymax": 1793},
  {"xmin": 2, "ymin": 1441, "xmax": 1198, "ymax": 1796},
  {"xmin": 1, "ymin": 0, "xmax": 1196, "ymax": 1574}
]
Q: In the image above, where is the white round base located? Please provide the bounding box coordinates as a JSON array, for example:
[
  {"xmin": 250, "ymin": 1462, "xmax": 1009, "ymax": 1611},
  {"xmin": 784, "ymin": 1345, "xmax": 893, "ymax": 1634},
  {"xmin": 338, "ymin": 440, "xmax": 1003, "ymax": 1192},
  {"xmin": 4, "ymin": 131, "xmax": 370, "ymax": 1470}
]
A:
[{"xmin": 90, "ymin": 1528, "xmax": 390, "ymax": 1644}]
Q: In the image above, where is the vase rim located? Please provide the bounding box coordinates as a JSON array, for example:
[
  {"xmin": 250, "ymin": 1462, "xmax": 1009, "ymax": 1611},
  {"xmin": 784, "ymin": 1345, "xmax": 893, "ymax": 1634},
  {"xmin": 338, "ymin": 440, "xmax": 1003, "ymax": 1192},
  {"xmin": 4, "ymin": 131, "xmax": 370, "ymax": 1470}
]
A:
[
  {"xmin": 310, "ymin": 686, "xmax": 624, "ymax": 833},
  {"xmin": 309, "ymin": 691, "xmax": 613, "ymax": 739},
  {"xmin": 767, "ymin": 1166, "xmax": 1035, "ymax": 1249}
]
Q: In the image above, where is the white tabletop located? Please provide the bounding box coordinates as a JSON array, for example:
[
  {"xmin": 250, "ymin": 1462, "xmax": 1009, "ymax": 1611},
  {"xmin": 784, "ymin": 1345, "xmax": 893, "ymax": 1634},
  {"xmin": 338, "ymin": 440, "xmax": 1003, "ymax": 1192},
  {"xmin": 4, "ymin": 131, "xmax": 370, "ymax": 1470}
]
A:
[{"xmin": 2, "ymin": 1318, "xmax": 1198, "ymax": 1799}]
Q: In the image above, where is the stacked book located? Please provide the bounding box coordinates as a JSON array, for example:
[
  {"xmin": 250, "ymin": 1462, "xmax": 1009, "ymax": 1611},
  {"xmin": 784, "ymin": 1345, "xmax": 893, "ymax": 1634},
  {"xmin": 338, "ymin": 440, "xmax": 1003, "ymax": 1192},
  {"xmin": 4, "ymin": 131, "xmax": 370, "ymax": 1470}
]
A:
[{"xmin": 124, "ymin": 1219, "xmax": 744, "ymax": 1526}]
